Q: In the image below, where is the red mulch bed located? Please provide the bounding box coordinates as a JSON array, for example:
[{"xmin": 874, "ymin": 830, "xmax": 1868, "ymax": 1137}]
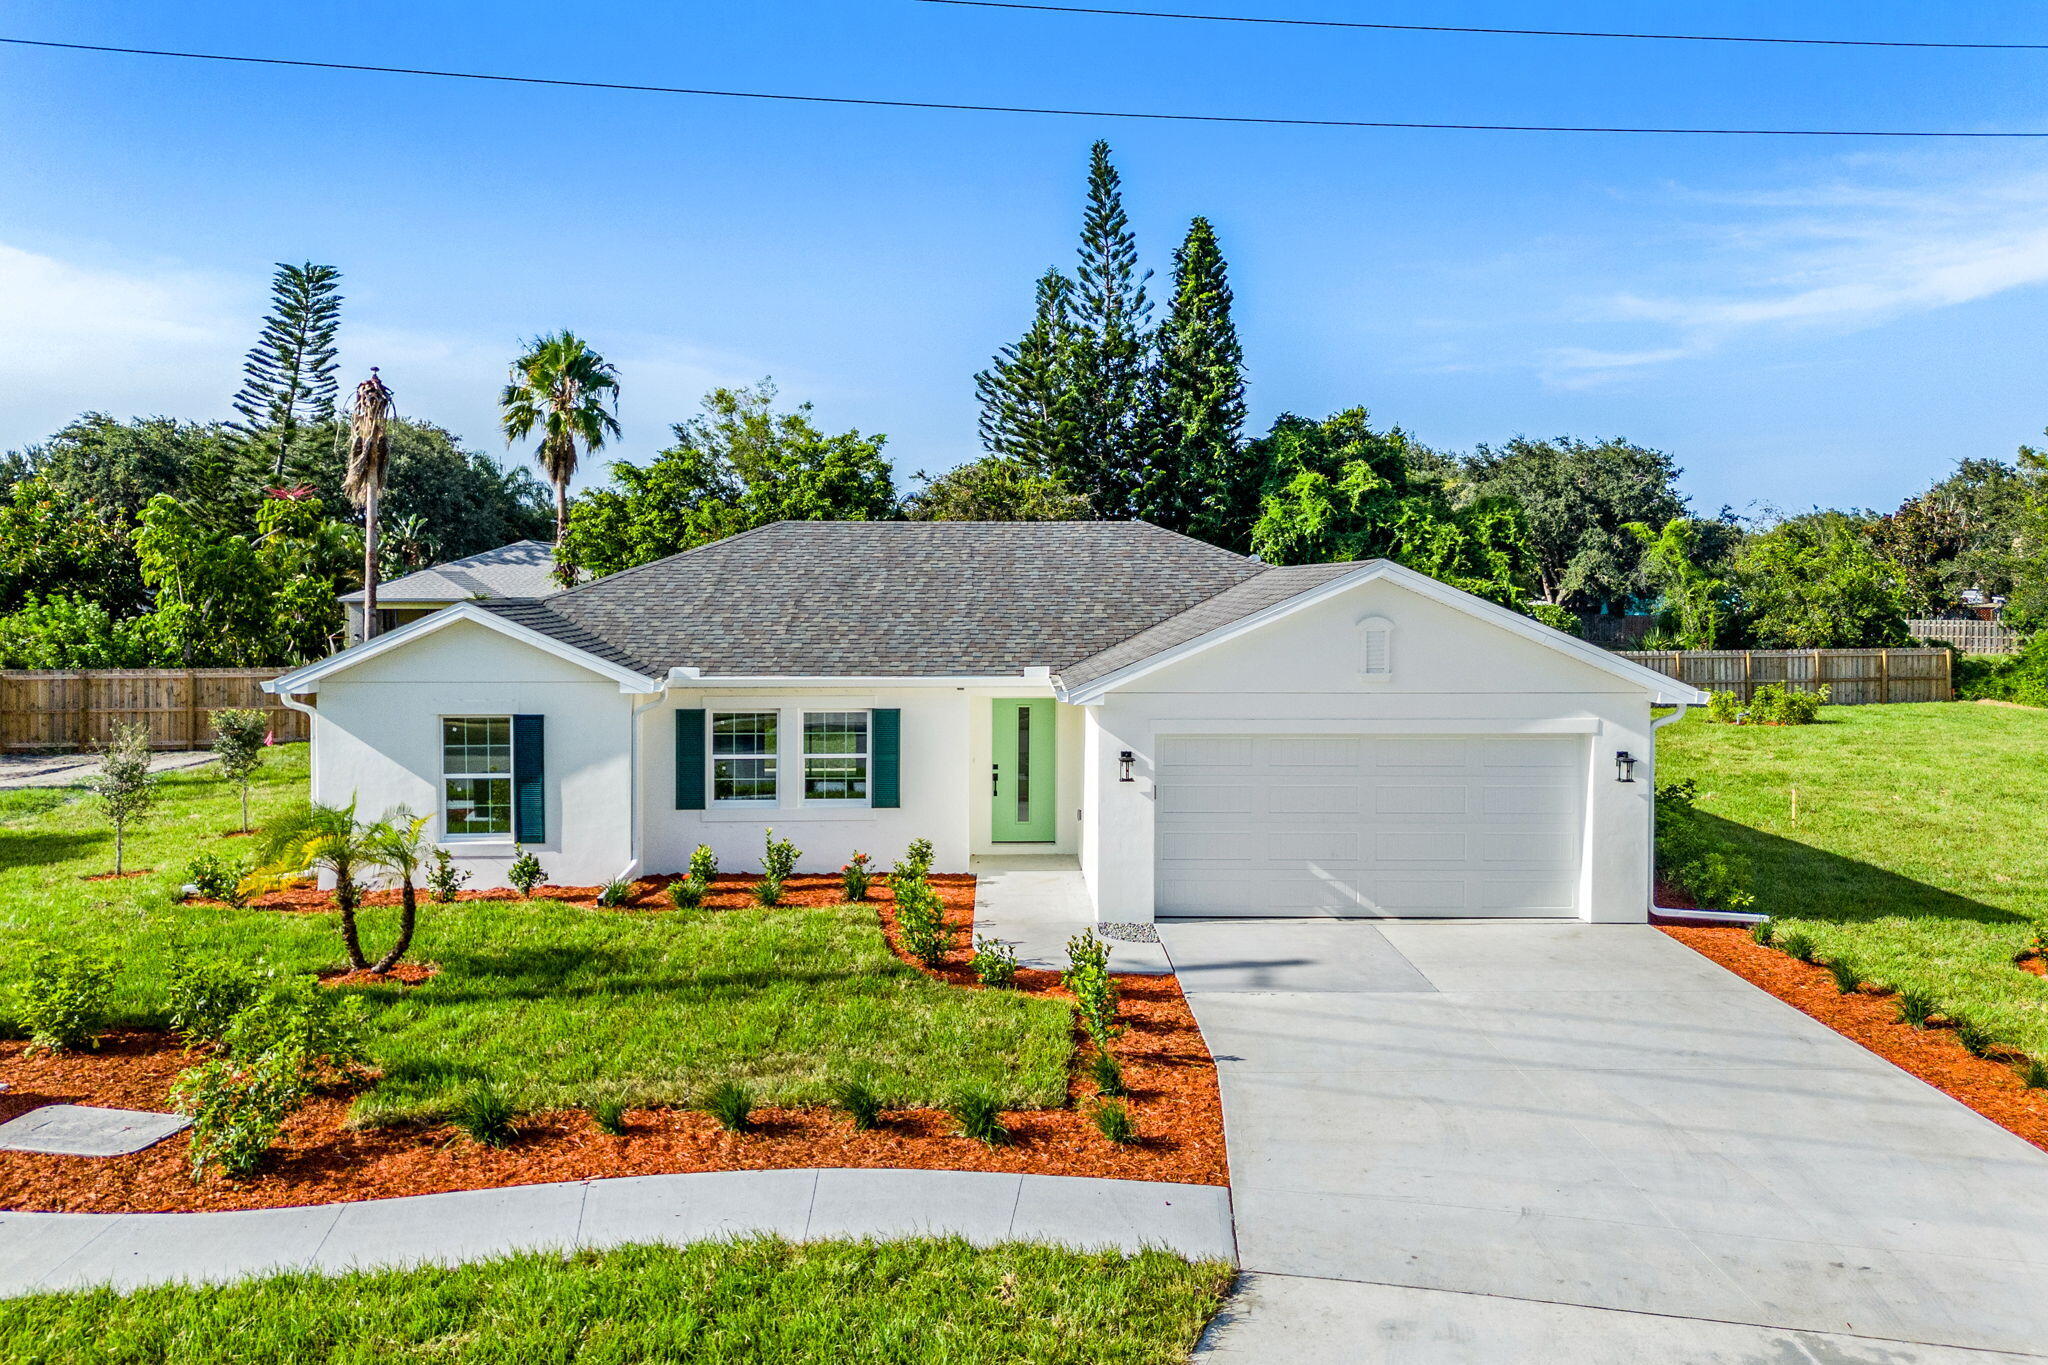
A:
[
  {"xmin": 78, "ymin": 870, "xmax": 152, "ymax": 882},
  {"xmin": 0, "ymin": 876, "xmax": 1227, "ymax": 1213},
  {"xmin": 1661, "ymin": 924, "xmax": 2048, "ymax": 1155}
]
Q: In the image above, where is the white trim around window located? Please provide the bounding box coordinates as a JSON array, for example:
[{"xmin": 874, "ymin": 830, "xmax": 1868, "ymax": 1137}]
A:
[
  {"xmin": 701, "ymin": 703, "xmax": 875, "ymax": 813},
  {"xmin": 440, "ymin": 714, "xmax": 514, "ymax": 840}
]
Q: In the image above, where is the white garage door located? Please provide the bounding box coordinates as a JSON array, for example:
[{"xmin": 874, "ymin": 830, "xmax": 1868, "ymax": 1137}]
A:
[{"xmin": 1155, "ymin": 734, "xmax": 1586, "ymax": 918}]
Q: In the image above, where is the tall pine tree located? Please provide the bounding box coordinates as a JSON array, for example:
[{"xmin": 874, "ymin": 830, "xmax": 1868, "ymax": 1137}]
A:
[
  {"xmin": 1147, "ymin": 216, "xmax": 1248, "ymax": 543},
  {"xmin": 974, "ymin": 268, "xmax": 1085, "ymax": 489},
  {"xmin": 231, "ymin": 262, "xmax": 343, "ymax": 485},
  {"xmin": 1067, "ymin": 141, "xmax": 1154, "ymax": 518}
]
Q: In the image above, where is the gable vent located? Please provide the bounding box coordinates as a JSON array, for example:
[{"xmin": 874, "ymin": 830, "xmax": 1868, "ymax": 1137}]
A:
[{"xmin": 1359, "ymin": 615, "xmax": 1394, "ymax": 681}]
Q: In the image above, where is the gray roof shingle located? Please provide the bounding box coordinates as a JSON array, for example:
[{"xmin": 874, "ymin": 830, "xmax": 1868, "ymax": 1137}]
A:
[
  {"xmin": 483, "ymin": 521, "xmax": 1276, "ymax": 679},
  {"xmin": 340, "ymin": 540, "xmax": 559, "ymax": 604}
]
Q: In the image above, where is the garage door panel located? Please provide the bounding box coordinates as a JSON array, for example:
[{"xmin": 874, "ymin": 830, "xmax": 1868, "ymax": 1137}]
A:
[{"xmin": 1155, "ymin": 734, "xmax": 1584, "ymax": 919}]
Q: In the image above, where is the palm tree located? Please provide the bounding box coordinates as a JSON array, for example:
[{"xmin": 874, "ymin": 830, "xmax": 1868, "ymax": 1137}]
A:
[
  {"xmin": 343, "ymin": 368, "xmax": 396, "ymax": 640},
  {"xmin": 249, "ymin": 799, "xmax": 380, "ymax": 970},
  {"xmin": 499, "ymin": 331, "xmax": 620, "ymax": 549},
  {"xmin": 362, "ymin": 808, "xmax": 431, "ymax": 973}
]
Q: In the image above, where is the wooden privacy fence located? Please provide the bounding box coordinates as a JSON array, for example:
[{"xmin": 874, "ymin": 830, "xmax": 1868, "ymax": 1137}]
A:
[
  {"xmin": 0, "ymin": 669, "xmax": 307, "ymax": 752},
  {"xmin": 1617, "ymin": 649, "xmax": 1952, "ymax": 705},
  {"xmin": 1906, "ymin": 619, "xmax": 2023, "ymax": 656}
]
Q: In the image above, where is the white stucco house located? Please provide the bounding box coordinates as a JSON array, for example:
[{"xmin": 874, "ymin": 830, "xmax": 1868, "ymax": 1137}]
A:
[{"xmin": 267, "ymin": 520, "xmax": 1706, "ymax": 924}]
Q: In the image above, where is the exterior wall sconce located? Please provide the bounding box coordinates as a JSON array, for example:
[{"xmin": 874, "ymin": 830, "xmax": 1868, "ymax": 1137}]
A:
[
  {"xmin": 1615, "ymin": 750, "xmax": 1638, "ymax": 783},
  {"xmin": 1119, "ymin": 750, "xmax": 1136, "ymax": 783}
]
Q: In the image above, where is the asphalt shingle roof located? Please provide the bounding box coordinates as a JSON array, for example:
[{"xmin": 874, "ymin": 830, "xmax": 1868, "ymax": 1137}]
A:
[
  {"xmin": 480, "ymin": 521, "xmax": 1281, "ymax": 679},
  {"xmin": 340, "ymin": 540, "xmax": 559, "ymax": 604}
]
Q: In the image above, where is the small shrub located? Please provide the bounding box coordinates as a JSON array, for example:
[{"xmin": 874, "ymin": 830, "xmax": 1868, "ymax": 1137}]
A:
[
  {"xmin": 450, "ymin": 1082, "xmax": 519, "ymax": 1147},
  {"xmin": 588, "ymin": 1097, "xmax": 629, "ymax": 1135},
  {"xmin": 752, "ymin": 877, "xmax": 784, "ymax": 907},
  {"xmin": 186, "ymin": 851, "xmax": 254, "ymax": 908},
  {"xmin": 90, "ymin": 721, "xmax": 159, "ymax": 876},
  {"xmin": 1063, "ymin": 930, "xmax": 1121, "ymax": 1044},
  {"xmin": 1091, "ymin": 1099, "xmax": 1137, "ymax": 1146},
  {"xmin": 209, "ymin": 707, "xmax": 270, "ymax": 832},
  {"xmin": 669, "ymin": 877, "xmax": 705, "ymax": 910},
  {"xmin": 945, "ymin": 1087, "xmax": 1008, "ymax": 1146},
  {"xmin": 688, "ymin": 844, "xmax": 719, "ymax": 884},
  {"xmin": 971, "ymin": 936, "xmax": 1019, "ymax": 988},
  {"xmin": 903, "ymin": 837, "xmax": 936, "ymax": 875},
  {"xmin": 1955, "ymin": 1019, "xmax": 1998, "ymax": 1059},
  {"xmin": 1896, "ymin": 989, "xmax": 1937, "ymax": 1028},
  {"xmin": 892, "ymin": 850, "xmax": 949, "ymax": 967},
  {"xmin": 1747, "ymin": 918, "xmax": 1774, "ymax": 948},
  {"xmin": 840, "ymin": 852, "xmax": 874, "ymax": 902},
  {"xmin": 1706, "ymin": 690, "xmax": 1743, "ymax": 725},
  {"xmin": 595, "ymin": 877, "xmax": 634, "ymax": 908},
  {"xmin": 221, "ymin": 976, "xmax": 371, "ymax": 1086},
  {"xmin": 761, "ymin": 829, "xmax": 800, "ymax": 883},
  {"xmin": 2017, "ymin": 1057, "xmax": 2048, "ymax": 1090},
  {"xmin": 171, "ymin": 1049, "xmax": 308, "ymax": 1180},
  {"xmin": 14, "ymin": 949, "xmax": 117, "ymax": 1054},
  {"xmin": 1089, "ymin": 1048, "xmax": 1127, "ymax": 1098},
  {"xmin": 1654, "ymin": 780, "xmax": 1756, "ymax": 912},
  {"xmin": 1825, "ymin": 958, "xmax": 1861, "ymax": 995},
  {"xmin": 1746, "ymin": 683, "xmax": 1829, "ymax": 726},
  {"xmin": 703, "ymin": 1079, "xmax": 755, "ymax": 1133},
  {"xmin": 426, "ymin": 848, "xmax": 471, "ymax": 904},
  {"xmin": 506, "ymin": 846, "xmax": 546, "ymax": 898},
  {"xmin": 1777, "ymin": 930, "xmax": 1818, "ymax": 964},
  {"xmin": 831, "ymin": 1074, "xmax": 884, "ymax": 1131},
  {"xmin": 166, "ymin": 956, "xmax": 269, "ymax": 1046}
]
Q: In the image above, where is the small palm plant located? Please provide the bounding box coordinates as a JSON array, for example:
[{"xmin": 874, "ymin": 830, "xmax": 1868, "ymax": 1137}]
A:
[
  {"xmin": 248, "ymin": 799, "xmax": 382, "ymax": 971},
  {"xmin": 361, "ymin": 807, "xmax": 431, "ymax": 973}
]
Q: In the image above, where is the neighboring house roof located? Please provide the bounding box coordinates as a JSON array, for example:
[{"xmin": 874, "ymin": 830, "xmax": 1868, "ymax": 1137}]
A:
[
  {"xmin": 477, "ymin": 521, "xmax": 1267, "ymax": 678},
  {"xmin": 339, "ymin": 540, "xmax": 559, "ymax": 604}
]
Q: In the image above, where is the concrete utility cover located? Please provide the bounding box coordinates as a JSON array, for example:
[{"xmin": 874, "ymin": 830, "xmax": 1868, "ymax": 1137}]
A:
[{"xmin": 0, "ymin": 1105, "xmax": 191, "ymax": 1156}]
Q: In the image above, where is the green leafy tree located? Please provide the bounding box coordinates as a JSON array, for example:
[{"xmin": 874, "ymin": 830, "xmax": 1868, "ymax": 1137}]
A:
[
  {"xmin": 0, "ymin": 595, "xmax": 154, "ymax": 668},
  {"xmin": 1149, "ymin": 217, "xmax": 1249, "ymax": 542},
  {"xmin": 378, "ymin": 421, "xmax": 553, "ymax": 562},
  {"xmin": 91, "ymin": 722, "xmax": 159, "ymax": 876},
  {"xmin": 1067, "ymin": 142, "xmax": 1155, "ymax": 518},
  {"xmin": 342, "ymin": 370, "xmax": 396, "ymax": 639},
  {"xmin": 132, "ymin": 494, "xmax": 275, "ymax": 665},
  {"xmin": 1462, "ymin": 436, "xmax": 1688, "ymax": 614},
  {"xmin": 500, "ymin": 330, "xmax": 621, "ymax": 552},
  {"xmin": 209, "ymin": 707, "xmax": 269, "ymax": 832},
  {"xmin": 7, "ymin": 413, "xmax": 244, "ymax": 524},
  {"xmin": 1735, "ymin": 511, "xmax": 1909, "ymax": 648},
  {"xmin": 562, "ymin": 383, "xmax": 894, "ymax": 577},
  {"xmin": 251, "ymin": 493, "xmax": 354, "ymax": 663},
  {"xmin": 905, "ymin": 455, "xmax": 1091, "ymax": 522},
  {"xmin": 0, "ymin": 477, "xmax": 134, "ymax": 615},
  {"xmin": 1249, "ymin": 410, "xmax": 1535, "ymax": 609},
  {"xmin": 975, "ymin": 269, "xmax": 1085, "ymax": 483},
  {"xmin": 231, "ymin": 263, "xmax": 343, "ymax": 484},
  {"xmin": 1626, "ymin": 517, "xmax": 1739, "ymax": 649},
  {"xmin": 2003, "ymin": 443, "xmax": 2048, "ymax": 632}
]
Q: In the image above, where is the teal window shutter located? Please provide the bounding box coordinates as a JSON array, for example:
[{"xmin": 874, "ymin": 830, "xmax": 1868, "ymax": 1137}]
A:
[
  {"xmin": 675, "ymin": 709, "xmax": 707, "ymax": 810},
  {"xmin": 512, "ymin": 714, "xmax": 545, "ymax": 843},
  {"xmin": 872, "ymin": 708, "xmax": 901, "ymax": 809}
]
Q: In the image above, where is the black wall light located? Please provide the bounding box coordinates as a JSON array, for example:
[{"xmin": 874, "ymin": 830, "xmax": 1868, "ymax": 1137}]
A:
[
  {"xmin": 1615, "ymin": 750, "xmax": 1638, "ymax": 783},
  {"xmin": 1118, "ymin": 750, "xmax": 1135, "ymax": 783}
]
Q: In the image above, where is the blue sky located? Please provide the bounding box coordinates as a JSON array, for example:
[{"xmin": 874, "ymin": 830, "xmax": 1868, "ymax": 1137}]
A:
[{"xmin": 4, "ymin": 0, "xmax": 2047, "ymax": 516}]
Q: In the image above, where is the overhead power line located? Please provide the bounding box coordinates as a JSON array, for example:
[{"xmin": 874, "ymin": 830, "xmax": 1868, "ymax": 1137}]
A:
[
  {"xmin": 2, "ymin": 34, "xmax": 2045, "ymax": 137},
  {"xmin": 915, "ymin": 0, "xmax": 2048, "ymax": 52}
]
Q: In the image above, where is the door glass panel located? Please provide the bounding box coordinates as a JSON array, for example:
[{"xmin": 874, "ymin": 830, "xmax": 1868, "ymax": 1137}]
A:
[{"xmin": 1016, "ymin": 706, "xmax": 1030, "ymax": 821}]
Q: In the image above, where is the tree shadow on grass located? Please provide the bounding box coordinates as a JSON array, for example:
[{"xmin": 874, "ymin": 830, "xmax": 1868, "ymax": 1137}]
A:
[
  {"xmin": 0, "ymin": 829, "xmax": 113, "ymax": 871},
  {"xmin": 1693, "ymin": 810, "xmax": 2032, "ymax": 931}
]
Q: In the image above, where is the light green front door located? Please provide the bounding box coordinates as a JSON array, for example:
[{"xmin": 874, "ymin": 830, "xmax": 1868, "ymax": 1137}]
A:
[{"xmin": 991, "ymin": 698, "xmax": 1057, "ymax": 843}]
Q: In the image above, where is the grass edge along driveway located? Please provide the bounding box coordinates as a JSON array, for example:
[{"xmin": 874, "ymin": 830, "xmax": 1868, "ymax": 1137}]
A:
[
  {"xmin": 1658, "ymin": 703, "xmax": 2048, "ymax": 1059},
  {"xmin": 0, "ymin": 748, "xmax": 1074, "ymax": 1123},
  {"xmin": 0, "ymin": 1238, "xmax": 1235, "ymax": 1365}
]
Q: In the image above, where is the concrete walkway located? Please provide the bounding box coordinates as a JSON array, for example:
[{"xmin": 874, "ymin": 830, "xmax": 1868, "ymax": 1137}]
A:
[
  {"xmin": 1162, "ymin": 920, "xmax": 2048, "ymax": 1364},
  {"xmin": 0, "ymin": 1169, "xmax": 1234, "ymax": 1298},
  {"xmin": 970, "ymin": 856, "xmax": 1172, "ymax": 975}
]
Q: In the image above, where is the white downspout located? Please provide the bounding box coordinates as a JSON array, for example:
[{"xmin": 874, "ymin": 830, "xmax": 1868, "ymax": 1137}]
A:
[
  {"xmin": 276, "ymin": 691, "xmax": 319, "ymax": 796},
  {"xmin": 618, "ymin": 690, "xmax": 666, "ymax": 884}
]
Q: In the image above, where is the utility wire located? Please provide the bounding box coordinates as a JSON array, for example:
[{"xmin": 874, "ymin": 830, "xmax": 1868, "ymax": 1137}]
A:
[
  {"xmin": 915, "ymin": 0, "xmax": 2048, "ymax": 52},
  {"xmin": 2, "ymin": 34, "xmax": 2044, "ymax": 137}
]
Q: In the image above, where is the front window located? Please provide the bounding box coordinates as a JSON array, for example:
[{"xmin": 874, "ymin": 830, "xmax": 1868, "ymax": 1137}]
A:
[
  {"xmin": 443, "ymin": 716, "xmax": 512, "ymax": 836},
  {"xmin": 803, "ymin": 710, "xmax": 869, "ymax": 802},
  {"xmin": 713, "ymin": 711, "xmax": 779, "ymax": 803}
]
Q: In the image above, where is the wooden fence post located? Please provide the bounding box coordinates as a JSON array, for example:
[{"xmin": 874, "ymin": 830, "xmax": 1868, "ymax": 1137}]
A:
[{"xmin": 1878, "ymin": 650, "xmax": 1890, "ymax": 705}]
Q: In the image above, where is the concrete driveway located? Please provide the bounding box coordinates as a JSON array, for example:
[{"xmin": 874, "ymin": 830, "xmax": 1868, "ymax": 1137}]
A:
[{"xmin": 1161, "ymin": 920, "xmax": 2048, "ymax": 1364}]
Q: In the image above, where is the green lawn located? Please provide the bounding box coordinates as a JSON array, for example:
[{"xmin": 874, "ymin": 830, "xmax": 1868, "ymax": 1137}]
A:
[
  {"xmin": 0, "ymin": 1238, "xmax": 1233, "ymax": 1365},
  {"xmin": 1659, "ymin": 702, "xmax": 2048, "ymax": 1057},
  {"xmin": 0, "ymin": 749, "xmax": 1073, "ymax": 1123}
]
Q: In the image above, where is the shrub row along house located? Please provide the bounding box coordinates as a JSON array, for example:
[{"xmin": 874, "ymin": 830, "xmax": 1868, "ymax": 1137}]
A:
[{"xmin": 268, "ymin": 521, "xmax": 1704, "ymax": 923}]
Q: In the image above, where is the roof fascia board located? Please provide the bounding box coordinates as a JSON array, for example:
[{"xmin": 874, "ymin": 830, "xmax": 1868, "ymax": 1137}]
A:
[
  {"xmin": 1058, "ymin": 561, "xmax": 1708, "ymax": 705},
  {"xmin": 266, "ymin": 603, "xmax": 662, "ymax": 695},
  {"xmin": 665, "ymin": 669, "xmax": 1052, "ymax": 688}
]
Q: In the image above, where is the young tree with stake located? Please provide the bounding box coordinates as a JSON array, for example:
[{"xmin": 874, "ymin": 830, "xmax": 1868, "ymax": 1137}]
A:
[{"xmin": 91, "ymin": 722, "xmax": 159, "ymax": 876}]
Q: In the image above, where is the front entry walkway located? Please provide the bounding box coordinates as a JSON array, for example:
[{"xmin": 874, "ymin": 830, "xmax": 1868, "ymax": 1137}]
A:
[{"xmin": 1161, "ymin": 920, "xmax": 2048, "ymax": 1364}]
